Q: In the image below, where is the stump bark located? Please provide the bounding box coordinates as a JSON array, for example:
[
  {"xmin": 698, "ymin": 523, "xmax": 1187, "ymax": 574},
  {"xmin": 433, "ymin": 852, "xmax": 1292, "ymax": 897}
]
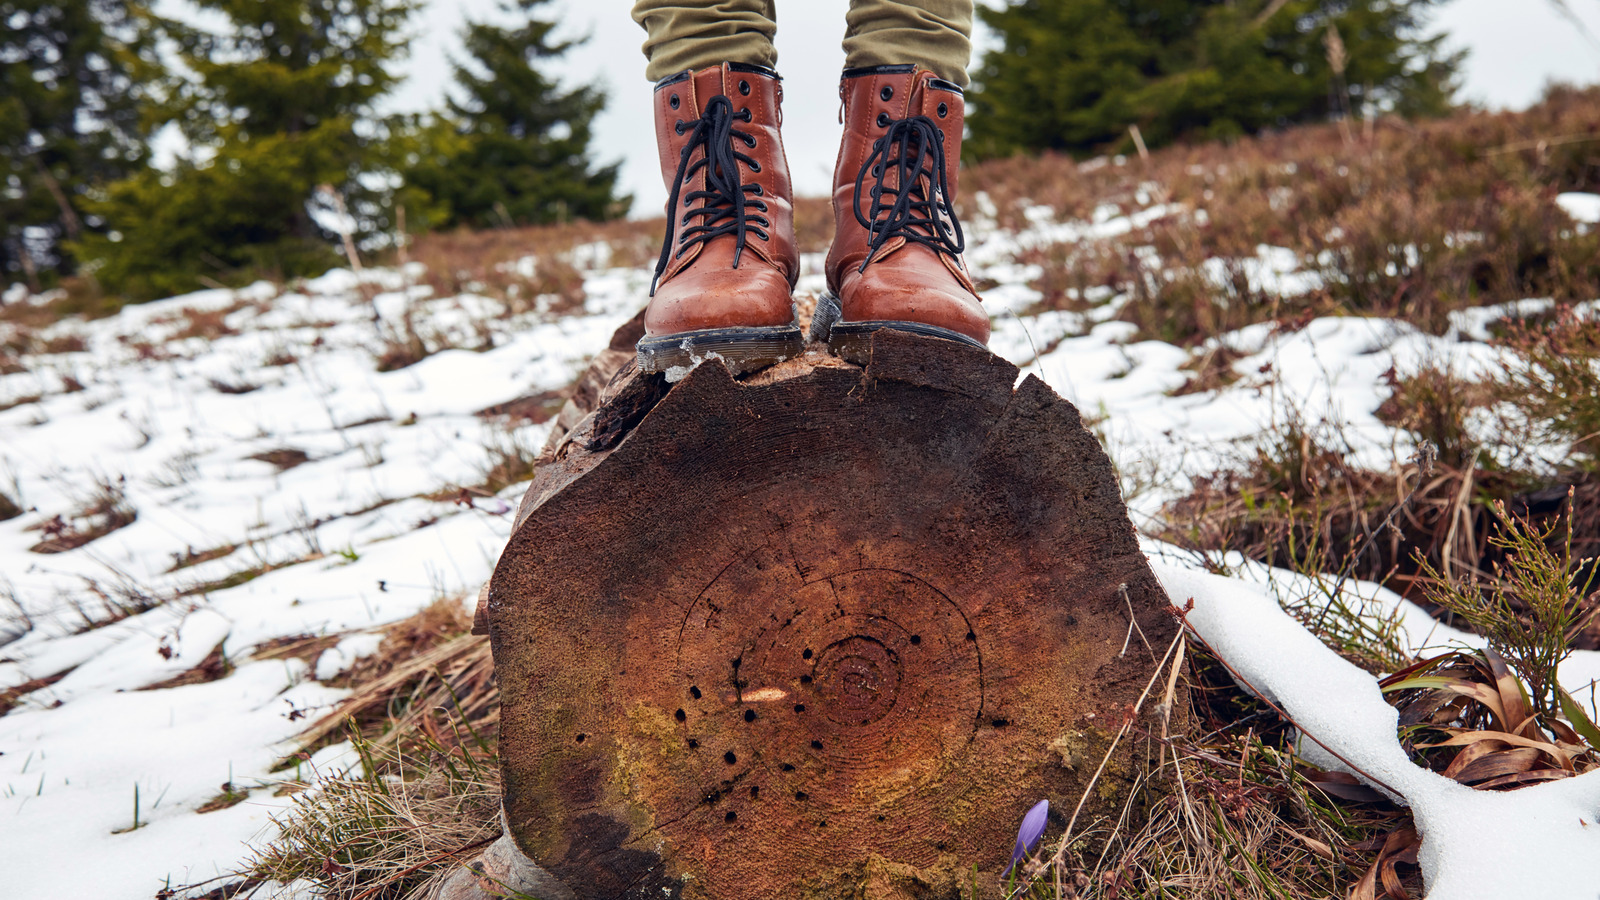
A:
[{"xmin": 484, "ymin": 326, "xmax": 1176, "ymax": 900}]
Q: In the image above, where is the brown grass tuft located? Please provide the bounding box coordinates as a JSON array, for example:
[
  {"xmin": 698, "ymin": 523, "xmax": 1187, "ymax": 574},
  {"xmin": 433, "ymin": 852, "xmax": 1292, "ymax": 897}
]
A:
[
  {"xmin": 235, "ymin": 599, "xmax": 501, "ymax": 900},
  {"xmin": 249, "ymin": 448, "xmax": 312, "ymax": 471},
  {"xmin": 27, "ymin": 476, "xmax": 138, "ymax": 554},
  {"xmin": 295, "ymin": 596, "xmax": 496, "ymax": 763},
  {"xmin": 0, "ymin": 491, "xmax": 21, "ymax": 522},
  {"xmin": 249, "ymin": 633, "xmax": 343, "ymax": 667}
]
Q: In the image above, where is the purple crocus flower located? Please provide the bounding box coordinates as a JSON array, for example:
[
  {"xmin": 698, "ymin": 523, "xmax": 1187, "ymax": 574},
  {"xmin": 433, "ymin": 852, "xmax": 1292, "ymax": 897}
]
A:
[{"xmin": 1006, "ymin": 799, "xmax": 1049, "ymax": 874}]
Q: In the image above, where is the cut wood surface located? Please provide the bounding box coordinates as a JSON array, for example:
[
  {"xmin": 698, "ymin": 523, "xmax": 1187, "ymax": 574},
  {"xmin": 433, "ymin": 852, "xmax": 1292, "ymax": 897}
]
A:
[{"xmin": 485, "ymin": 325, "xmax": 1177, "ymax": 900}]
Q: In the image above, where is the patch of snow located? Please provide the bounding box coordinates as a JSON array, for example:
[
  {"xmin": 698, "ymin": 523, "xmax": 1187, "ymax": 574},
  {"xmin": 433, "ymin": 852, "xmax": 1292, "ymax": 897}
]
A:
[
  {"xmin": 313, "ymin": 632, "xmax": 385, "ymax": 682},
  {"xmin": 1556, "ymin": 192, "xmax": 1600, "ymax": 225},
  {"xmin": 1446, "ymin": 297, "xmax": 1555, "ymax": 342},
  {"xmin": 1200, "ymin": 244, "xmax": 1323, "ymax": 297},
  {"xmin": 1156, "ymin": 556, "xmax": 1600, "ymax": 900}
]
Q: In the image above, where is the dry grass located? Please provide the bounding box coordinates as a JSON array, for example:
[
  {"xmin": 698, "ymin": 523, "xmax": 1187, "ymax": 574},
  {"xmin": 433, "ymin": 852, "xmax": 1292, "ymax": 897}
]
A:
[
  {"xmin": 297, "ymin": 597, "xmax": 496, "ymax": 759},
  {"xmin": 1162, "ymin": 304, "xmax": 1600, "ymax": 651},
  {"xmin": 248, "ymin": 633, "xmax": 343, "ymax": 667},
  {"xmin": 64, "ymin": 569, "xmax": 168, "ymax": 632},
  {"xmin": 1385, "ymin": 649, "xmax": 1600, "ymax": 790},
  {"xmin": 1006, "ymin": 636, "xmax": 1421, "ymax": 900},
  {"xmin": 407, "ymin": 221, "xmax": 626, "ymax": 318},
  {"xmin": 228, "ymin": 597, "xmax": 500, "ymax": 900},
  {"xmin": 965, "ymin": 85, "xmax": 1600, "ymax": 344},
  {"xmin": 246, "ymin": 732, "xmax": 501, "ymax": 900}
]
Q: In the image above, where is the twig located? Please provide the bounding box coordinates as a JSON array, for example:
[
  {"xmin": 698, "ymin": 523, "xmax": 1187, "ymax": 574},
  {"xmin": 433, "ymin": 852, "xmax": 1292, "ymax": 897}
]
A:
[
  {"xmin": 1122, "ymin": 582, "xmax": 1155, "ymax": 660},
  {"xmin": 1440, "ymin": 449, "xmax": 1481, "ymax": 582},
  {"xmin": 1312, "ymin": 443, "xmax": 1436, "ymax": 633},
  {"xmin": 1128, "ymin": 124, "xmax": 1150, "ymax": 164},
  {"xmin": 1251, "ymin": 0, "xmax": 1290, "ymax": 27},
  {"xmin": 1485, "ymin": 133, "xmax": 1600, "ymax": 157},
  {"xmin": 1033, "ymin": 627, "xmax": 1185, "ymax": 889}
]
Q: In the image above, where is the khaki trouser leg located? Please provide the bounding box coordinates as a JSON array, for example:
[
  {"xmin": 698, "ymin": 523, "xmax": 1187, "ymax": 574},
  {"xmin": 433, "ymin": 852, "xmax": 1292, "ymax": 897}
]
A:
[
  {"xmin": 632, "ymin": 1, "xmax": 972, "ymax": 86},
  {"xmin": 844, "ymin": 0, "xmax": 972, "ymax": 87},
  {"xmin": 631, "ymin": 0, "xmax": 778, "ymax": 81}
]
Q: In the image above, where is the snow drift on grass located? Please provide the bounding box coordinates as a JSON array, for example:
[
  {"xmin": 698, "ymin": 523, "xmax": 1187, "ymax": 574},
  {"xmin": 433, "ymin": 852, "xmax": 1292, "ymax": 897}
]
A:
[{"xmin": 1156, "ymin": 559, "xmax": 1600, "ymax": 900}]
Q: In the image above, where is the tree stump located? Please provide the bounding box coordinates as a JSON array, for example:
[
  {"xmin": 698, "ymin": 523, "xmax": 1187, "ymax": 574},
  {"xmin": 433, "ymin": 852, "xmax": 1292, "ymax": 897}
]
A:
[{"xmin": 484, "ymin": 327, "xmax": 1176, "ymax": 900}]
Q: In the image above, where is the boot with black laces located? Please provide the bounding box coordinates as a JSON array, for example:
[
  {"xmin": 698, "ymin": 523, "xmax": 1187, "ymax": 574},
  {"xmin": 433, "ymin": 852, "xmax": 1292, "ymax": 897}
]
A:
[
  {"xmin": 815, "ymin": 65, "xmax": 988, "ymax": 363},
  {"xmin": 637, "ymin": 63, "xmax": 802, "ymax": 377}
]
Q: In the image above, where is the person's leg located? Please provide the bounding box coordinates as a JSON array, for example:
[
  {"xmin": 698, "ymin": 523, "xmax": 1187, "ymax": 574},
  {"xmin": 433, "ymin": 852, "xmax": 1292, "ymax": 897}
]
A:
[
  {"xmin": 629, "ymin": 3, "xmax": 802, "ymax": 376},
  {"xmin": 817, "ymin": 0, "xmax": 988, "ymax": 359},
  {"xmin": 631, "ymin": 0, "xmax": 779, "ymax": 82},
  {"xmin": 842, "ymin": 0, "xmax": 973, "ymax": 87}
]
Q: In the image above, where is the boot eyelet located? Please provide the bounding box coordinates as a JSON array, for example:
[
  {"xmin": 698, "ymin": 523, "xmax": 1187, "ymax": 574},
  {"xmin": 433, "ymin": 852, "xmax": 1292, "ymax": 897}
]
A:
[
  {"xmin": 751, "ymin": 184, "xmax": 763, "ymax": 196},
  {"xmin": 937, "ymin": 102, "xmax": 948, "ymax": 118},
  {"xmin": 669, "ymin": 93, "xmax": 680, "ymax": 110},
  {"xmin": 872, "ymin": 163, "xmax": 882, "ymax": 177},
  {"xmin": 675, "ymin": 120, "xmax": 685, "ymax": 135},
  {"xmin": 744, "ymin": 135, "xmax": 757, "ymax": 148},
  {"xmin": 748, "ymin": 161, "xmax": 762, "ymax": 173},
  {"xmin": 879, "ymin": 86, "xmax": 893, "ymax": 101},
  {"xmin": 739, "ymin": 80, "xmax": 751, "ymax": 95},
  {"xmin": 876, "ymin": 112, "xmax": 890, "ymax": 128}
]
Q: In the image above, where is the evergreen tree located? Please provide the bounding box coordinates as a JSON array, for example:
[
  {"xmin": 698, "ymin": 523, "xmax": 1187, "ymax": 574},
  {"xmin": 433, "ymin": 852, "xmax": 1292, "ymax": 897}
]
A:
[
  {"xmin": 0, "ymin": 0, "xmax": 161, "ymax": 288},
  {"xmin": 83, "ymin": 0, "xmax": 415, "ymax": 300},
  {"xmin": 402, "ymin": 0, "xmax": 625, "ymax": 230},
  {"xmin": 968, "ymin": 0, "xmax": 1462, "ymax": 159}
]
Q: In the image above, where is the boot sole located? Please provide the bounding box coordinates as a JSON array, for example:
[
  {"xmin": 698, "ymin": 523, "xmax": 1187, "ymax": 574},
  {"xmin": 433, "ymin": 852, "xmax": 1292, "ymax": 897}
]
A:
[
  {"xmin": 637, "ymin": 325, "xmax": 805, "ymax": 379},
  {"xmin": 812, "ymin": 291, "xmax": 987, "ymax": 365}
]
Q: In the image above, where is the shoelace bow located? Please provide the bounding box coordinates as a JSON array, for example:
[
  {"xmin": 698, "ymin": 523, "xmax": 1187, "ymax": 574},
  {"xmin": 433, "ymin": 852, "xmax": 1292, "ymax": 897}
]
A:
[
  {"xmin": 651, "ymin": 94, "xmax": 769, "ymax": 296},
  {"xmin": 853, "ymin": 114, "xmax": 965, "ymax": 272}
]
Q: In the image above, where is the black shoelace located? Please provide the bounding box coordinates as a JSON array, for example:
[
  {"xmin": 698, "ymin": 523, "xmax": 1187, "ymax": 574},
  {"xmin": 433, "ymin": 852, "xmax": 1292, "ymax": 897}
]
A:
[
  {"xmin": 651, "ymin": 95, "xmax": 770, "ymax": 296},
  {"xmin": 852, "ymin": 115, "xmax": 965, "ymax": 272}
]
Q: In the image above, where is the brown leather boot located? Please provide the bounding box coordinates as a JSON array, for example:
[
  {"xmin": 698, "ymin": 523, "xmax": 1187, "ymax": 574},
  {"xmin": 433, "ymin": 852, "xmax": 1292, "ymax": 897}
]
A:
[
  {"xmin": 815, "ymin": 65, "xmax": 989, "ymax": 362},
  {"xmin": 637, "ymin": 63, "xmax": 802, "ymax": 377}
]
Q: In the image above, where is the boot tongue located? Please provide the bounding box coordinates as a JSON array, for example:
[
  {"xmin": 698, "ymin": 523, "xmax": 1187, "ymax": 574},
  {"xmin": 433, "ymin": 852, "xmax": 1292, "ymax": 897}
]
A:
[{"xmin": 693, "ymin": 65, "xmax": 730, "ymax": 107}]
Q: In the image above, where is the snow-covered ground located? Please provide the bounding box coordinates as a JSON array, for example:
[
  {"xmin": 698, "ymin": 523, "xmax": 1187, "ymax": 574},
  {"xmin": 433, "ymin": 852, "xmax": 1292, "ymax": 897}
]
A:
[{"xmin": 2, "ymin": 193, "xmax": 1599, "ymax": 899}]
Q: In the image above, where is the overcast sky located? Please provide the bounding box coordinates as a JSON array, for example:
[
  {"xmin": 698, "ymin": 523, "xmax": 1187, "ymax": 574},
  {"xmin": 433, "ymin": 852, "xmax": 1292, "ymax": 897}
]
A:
[{"xmin": 388, "ymin": 0, "xmax": 1600, "ymax": 216}]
